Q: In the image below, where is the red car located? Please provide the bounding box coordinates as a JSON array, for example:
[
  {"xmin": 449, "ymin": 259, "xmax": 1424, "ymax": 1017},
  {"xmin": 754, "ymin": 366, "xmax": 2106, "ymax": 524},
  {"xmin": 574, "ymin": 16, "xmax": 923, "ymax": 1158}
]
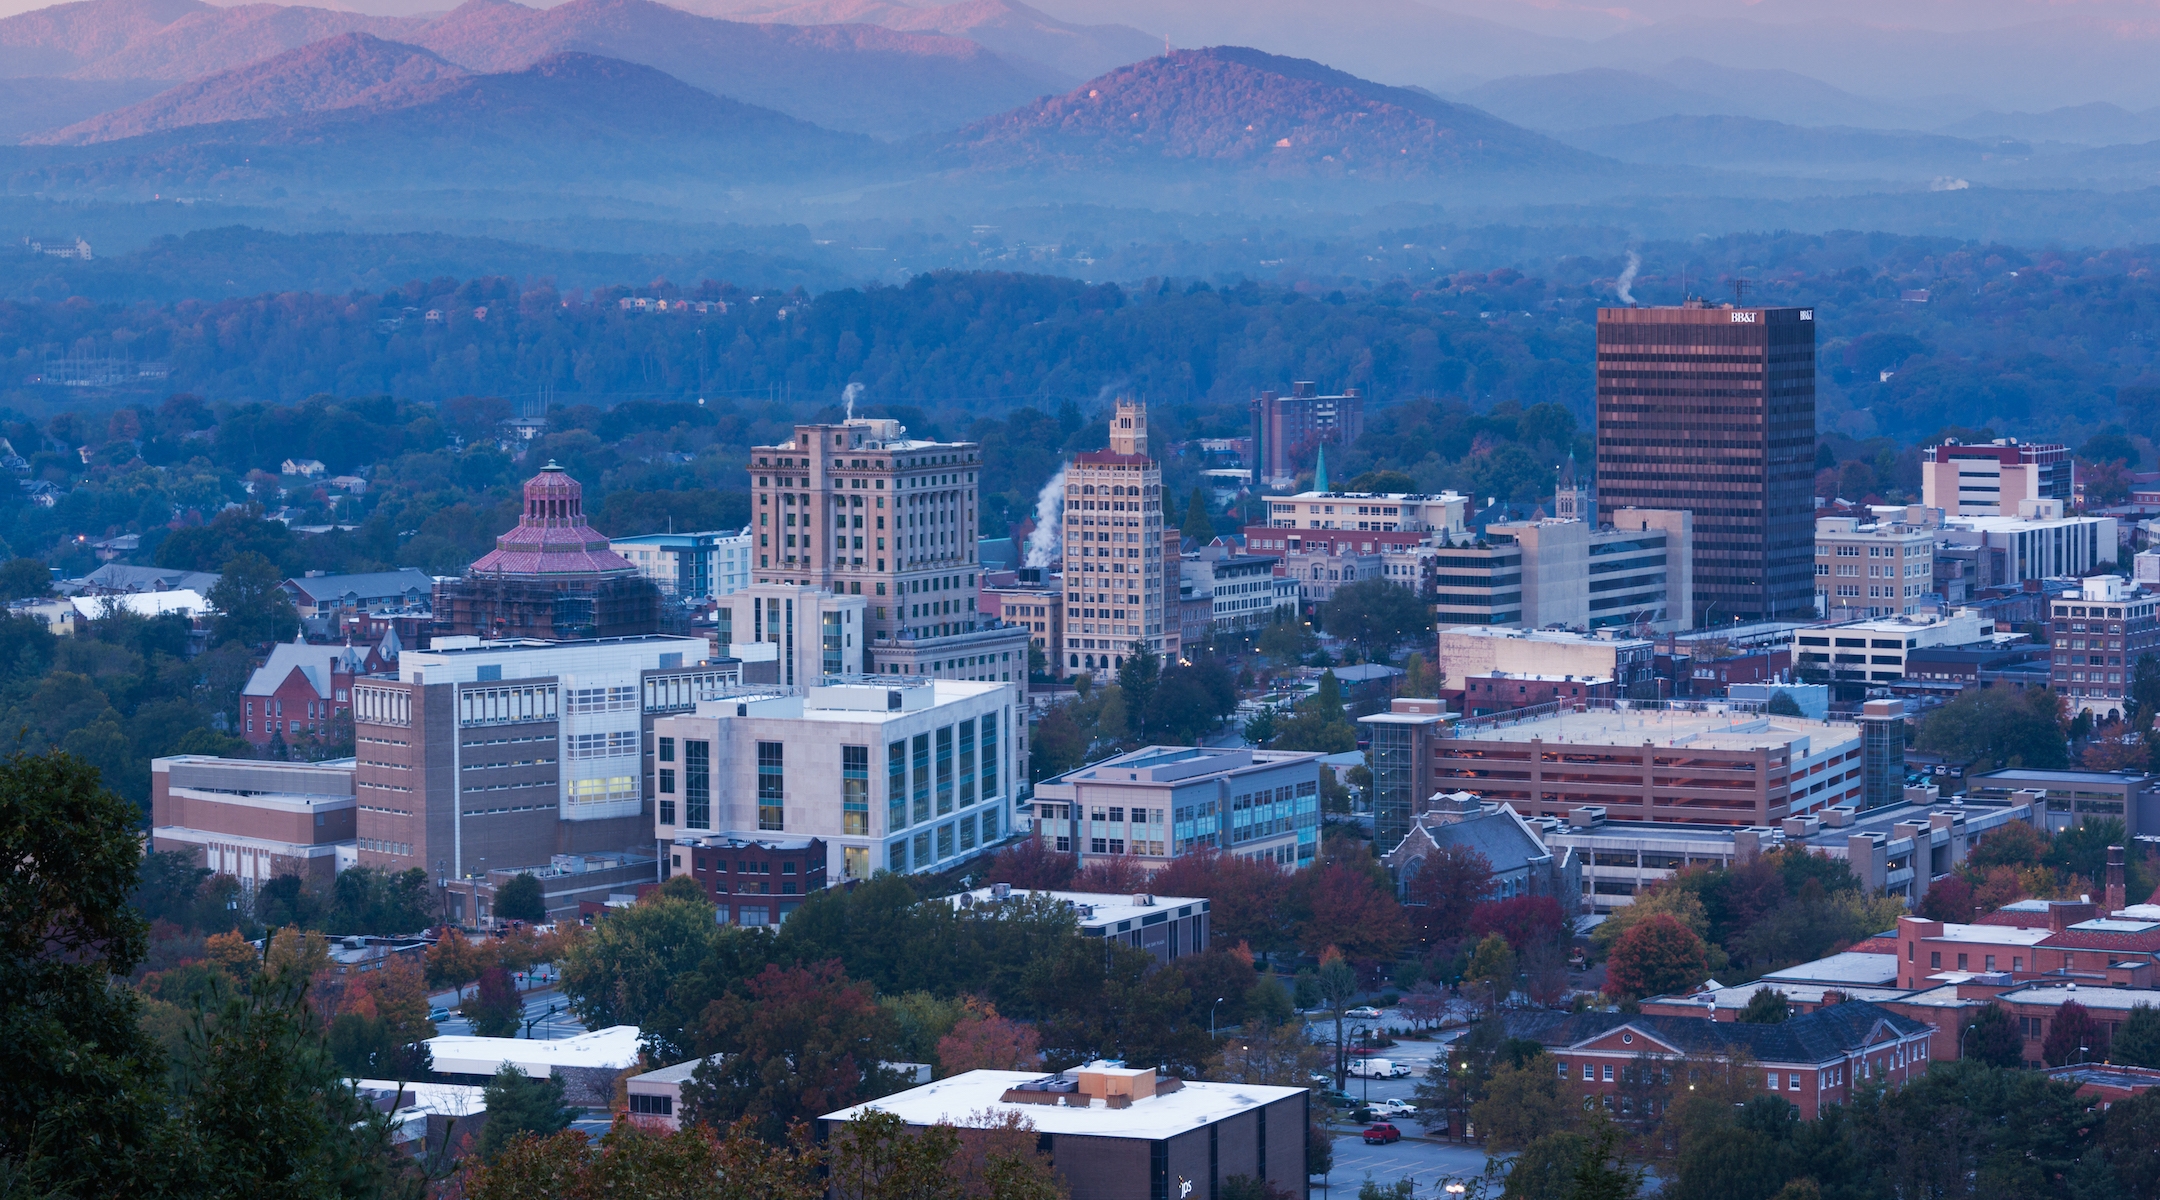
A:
[{"xmin": 1362, "ymin": 1123, "xmax": 1402, "ymax": 1145}]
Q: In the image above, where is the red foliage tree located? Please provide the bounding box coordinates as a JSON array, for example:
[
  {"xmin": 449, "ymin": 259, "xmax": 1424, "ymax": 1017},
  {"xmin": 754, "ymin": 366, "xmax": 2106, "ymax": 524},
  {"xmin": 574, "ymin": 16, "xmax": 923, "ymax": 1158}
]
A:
[
  {"xmin": 936, "ymin": 1007, "xmax": 1042, "ymax": 1075},
  {"xmin": 1401, "ymin": 843, "xmax": 1495, "ymax": 949},
  {"xmin": 1073, "ymin": 856, "xmax": 1150, "ymax": 893},
  {"xmin": 984, "ymin": 838, "xmax": 1077, "ymax": 890},
  {"xmin": 2043, "ymin": 999, "xmax": 2109, "ymax": 1066},
  {"xmin": 1603, "ymin": 913, "xmax": 1709, "ymax": 1000},
  {"xmin": 1466, "ymin": 894, "xmax": 1565, "ymax": 951},
  {"xmin": 1916, "ymin": 875, "xmax": 1976, "ymax": 923},
  {"xmin": 689, "ymin": 961, "xmax": 895, "ymax": 1140},
  {"xmin": 1147, "ymin": 847, "xmax": 1294, "ymax": 957},
  {"xmin": 1287, "ymin": 860, "xmax": 1408, "ymax": 967}
]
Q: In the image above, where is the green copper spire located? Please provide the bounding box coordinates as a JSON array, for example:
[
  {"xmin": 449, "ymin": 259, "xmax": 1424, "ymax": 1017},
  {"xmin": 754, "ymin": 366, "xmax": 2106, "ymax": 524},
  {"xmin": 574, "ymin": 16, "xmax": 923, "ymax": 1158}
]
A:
[{"xmin": 1314, "ymin": 443, "xmax": 1329, "ymax": 493}]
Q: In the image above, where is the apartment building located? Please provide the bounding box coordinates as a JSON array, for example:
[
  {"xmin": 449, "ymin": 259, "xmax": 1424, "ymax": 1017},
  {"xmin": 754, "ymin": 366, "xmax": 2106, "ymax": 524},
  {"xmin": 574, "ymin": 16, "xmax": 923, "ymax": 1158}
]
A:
[
  {"xmin": 1179, "ymin": 549, "xmax": 1292, "ymax": 636},
  {"xmin": 1032, "ymin": 744, "xmax": 1325, "ymax": 870},
  {"xmin": 652, "ymin": 679, "xmax": 1016, "ymax": 882},
  {"xmin": 350, "ymin": 635, "xmax": 732, "ymax": 901},
  {"xmin": 1815, "ymin": 514, "xmax": 1936, "ymax": 619},
  {"xmin": 1056, "ymin": 401, "xmax": 1177, "ymax": 675},
  {"xmin": 1485, "ymin": 511, "xmax": 1694, "ymax": 633},
  {"xmin": 2047, "ymin": 573, "xmax": 2160, "ymax": 717},
  {"xmin": 240, "ymin": 638, "xmax": 392, "ymax": 749},
  {"xmin": 1920, "ymin": 438, "xmax": 2073, "ymax": 517},
  {"xmin": 1251, "ymin": 380, "xmax": 1365, "ymax": 489}
]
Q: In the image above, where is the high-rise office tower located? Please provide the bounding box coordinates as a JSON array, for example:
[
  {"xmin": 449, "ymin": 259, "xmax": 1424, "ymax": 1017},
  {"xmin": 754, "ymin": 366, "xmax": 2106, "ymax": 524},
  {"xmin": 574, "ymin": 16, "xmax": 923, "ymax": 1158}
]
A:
[
  {"xmin": 1058, "ymin": 400, "xmax": 1177, "ymax": 675},
  {"xmin": 1595, "ymin": 304, "xmax": 1817, "ymax": 625},
  {"xmin": 748, "ymin": 418, "xmax": 1031, "ymax": 694}
]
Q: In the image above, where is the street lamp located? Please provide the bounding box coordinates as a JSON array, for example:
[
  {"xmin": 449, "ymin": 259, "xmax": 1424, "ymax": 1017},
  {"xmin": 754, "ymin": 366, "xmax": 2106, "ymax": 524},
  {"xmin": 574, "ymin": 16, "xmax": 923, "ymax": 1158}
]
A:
[{"xmin": 1211, "ymin": 997, "xmax": 1226, "ymax": 1037}]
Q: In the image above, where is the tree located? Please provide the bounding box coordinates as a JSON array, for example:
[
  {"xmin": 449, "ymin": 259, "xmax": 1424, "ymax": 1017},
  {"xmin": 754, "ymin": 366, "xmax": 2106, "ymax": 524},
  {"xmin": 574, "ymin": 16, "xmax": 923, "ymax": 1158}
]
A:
[
  {"xmin": 1399, "ymin": 652, "xmax": 1442, "ymax": 698},
  {"xmin": 1182, "ymin": 488, "xmax": 1214, "ymax": 542},
  {"xmin": 1030, "ymin": 706, "xmax": 1088, "ymax": 780},
  {"xmin": 0, "ymin": 557, "xmax": 49, "ymax": 599},
  {"xmin": 1917, "ymin": 874, "xmax": 1975, "ymax": 922},
  {"xmin": 936, "ymin": 1006, "xmax": 1041, "ymax": 1075},
  {"xmin": 2132, "ymin": 654, "xmax": 2160, "ymax": 734},
  {"xmin": 1963, "ymin": 1002, "xmax": 2027, "ymax": 1069},
  {"xmin": 1316, "ymin": 947, "xmax": 1361, "ymax": 1086},
  {"xmin": 1604, "ymin": 913, "xmax": 1709, "ymax": 1000},
  {"xmin": 0, "ymin": 747, "xmax": 165, "ymax": 1194},
  {"xmin": 1116, "ymin": 648, "xmax": 1160, "ymax": 735},
  {"xmin": 686, "ymin": 961, "xmax": 899, "ymax": 1142},
  {"xmin": 1321, "ymin": 578, "xmax": 1434, "ymax": 660},
  {"xmin": 1501, "ymin": 1131, "xmax": 1592, "ymax": 1200},
  {"xmin": 2044, "ymin": 999, "xmax": 2107, "ymax": 1066},
  {"xmin": 1765, "ymin": 691, "xmax": 1806, "ymax": 717},
  {"xmin": 1466, "ymin": 932, "xmax": 1518, "ymax": 1010},
  {"xmin": 1257, "ymin": 616, "xmax": 1316, "ymax": 663},
  {"xmin": 1401, "ymin": 842, "xmax": 1495, "ymax": 948},
  {"xmin": 464, "ymin": 965, "xmax": 522, "ymax": 1037},
  {"xmin": 1970, "ymin": 821, "xmax": 2049, "ymax": 870},
  {"xmin": 1473, "ymin": 1053, "xmax": 1576, "ymax": 1151},
  {"xmin": 1914, "ymin": 686, "xmax": 2068, "ymax": 771},
  {"xmin": 476, "ymin": 1064, "xmax": 577, "ymax": 1163},
  {"xmin": 984, "ymin": 837, "xmax": 1078, "ymax": 890},
  {"xmin": 1210, "ymin": 1018, "xmax": 1326, "ymax": 1088},
  {"xmin": 1567, "ymin": 1118, "xmax": 1643, "ymax": 1200},
  {"xmin": 1467, "ymin": 895, "xmax": 1567, "ymax": 952},
  {"xmin": 207, "ymin": 550, "xmax": 299, "ymax": 646},
  {"xmin": 467, "ymin": 1116, "xmax": 826, "ymax": 1200},
  {"xmin": 826, "ymin": 1107, "xmax": 1067, "ymax": 1200},
  {"xmin": 1148, "ymin": 847, "xmax": 1295, "ymax": 959},
  {"xmin": 495, "ymin": 872, "xmax": 547, "ymax": 923},
  {"xmin": 1288, "ymin": 859, "xmax": 1408, "ymax": 965},
  {"xmin": 1737, "ymin": 988, "xmax": 1791, "ymax": 1024},
  {"xmin": 559, "ymin": 883, "xmax": 768, "ymax": 1059},
  {"xmin": 426, "ymin": 927, "xmax": 491, "ymax": 999}
]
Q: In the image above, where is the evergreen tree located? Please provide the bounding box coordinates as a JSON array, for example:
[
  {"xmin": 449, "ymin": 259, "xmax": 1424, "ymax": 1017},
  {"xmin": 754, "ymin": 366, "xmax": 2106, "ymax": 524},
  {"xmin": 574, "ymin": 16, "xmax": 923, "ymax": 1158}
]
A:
[
  {"xmin": 495, "ymin": 872, "xmax": 547, "ymax": 923},
  {"xmin": 1738, "ymin": 988, "xmax": 1791, "ymax": 1024},
  {"xmin": 1963, "ymin": 1003, "xmax": 2027, "ymax": 1069},
  {"xmin": 477, "ymin": 1064, "xmax": 576, "ymax": 1163},
  {"xmin": 1181, "ymin": 488, "xmax": 1214, "ymax": 543}
]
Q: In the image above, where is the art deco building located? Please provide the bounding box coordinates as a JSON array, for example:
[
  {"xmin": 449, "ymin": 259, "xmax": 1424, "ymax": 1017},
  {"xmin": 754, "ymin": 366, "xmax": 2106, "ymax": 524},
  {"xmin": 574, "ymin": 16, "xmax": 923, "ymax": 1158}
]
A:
[
  {"xmin": 433, "ymin": 463, "xmax": 660, "ymax": 640},
  {"xmin": 1595, "ymin": 304, "xmax": 1816, "ymax": 625},
  {"xmin": 1057, "ymin": 400, "xmax": 1177, "ymax": 675}
]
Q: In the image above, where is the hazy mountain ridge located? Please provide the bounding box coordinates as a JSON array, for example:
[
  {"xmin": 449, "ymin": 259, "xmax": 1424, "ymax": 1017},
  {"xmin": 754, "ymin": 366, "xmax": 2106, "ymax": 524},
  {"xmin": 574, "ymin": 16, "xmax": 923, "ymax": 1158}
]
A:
[
  {"xmin": 0, "ymin": 50, "xmax": 879, "ymax": 196},
  {"xmin": 405, "ymin": 0, "xmax": 1063, "ymax": 138},
  {"xmin": 946, "ymin": 44, "xmax": 1608, "ymax": 182},
  {"xmin": 35, "ymin": 31, "xmax": 463, "ymax": 142},
  {"xmin": 679, "ymin": 0, "xmax": 1160, "ymax": 83}
]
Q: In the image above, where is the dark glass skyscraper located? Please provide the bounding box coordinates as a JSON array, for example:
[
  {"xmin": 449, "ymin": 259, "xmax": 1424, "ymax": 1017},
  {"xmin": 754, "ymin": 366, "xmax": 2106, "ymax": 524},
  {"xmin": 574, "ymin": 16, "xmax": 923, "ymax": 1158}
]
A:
[{"xmin": 1595, "ymin": 304, "xmax": 1816, "ymax": 625}]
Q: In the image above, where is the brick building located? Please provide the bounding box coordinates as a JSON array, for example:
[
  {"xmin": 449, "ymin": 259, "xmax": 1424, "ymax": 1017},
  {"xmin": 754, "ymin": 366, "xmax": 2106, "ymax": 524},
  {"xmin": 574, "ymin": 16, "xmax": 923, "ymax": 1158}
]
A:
[
  {"xmin": 670, "ymin": 834, "xmax": 827, "ymax": 926},
  {"xmin": 240, "ymin": 636, "xmax": 393, "ymax": 749},
  {"xmin": 150, "ymin": 755, "xmax": 356, "ymax": 887}
]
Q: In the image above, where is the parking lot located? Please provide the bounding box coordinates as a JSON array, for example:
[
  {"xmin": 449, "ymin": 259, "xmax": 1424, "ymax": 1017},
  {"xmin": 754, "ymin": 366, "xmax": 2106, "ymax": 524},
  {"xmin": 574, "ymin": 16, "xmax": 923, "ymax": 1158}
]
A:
[{"xmin": 1317, "ymin": 1132, "xmax": 1497, "ymax": 1199}]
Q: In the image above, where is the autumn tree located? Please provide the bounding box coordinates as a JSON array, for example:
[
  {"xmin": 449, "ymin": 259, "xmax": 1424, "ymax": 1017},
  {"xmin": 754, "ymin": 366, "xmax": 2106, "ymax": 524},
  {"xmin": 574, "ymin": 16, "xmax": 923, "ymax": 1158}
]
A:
[
  {"xmin": 464, "ymin": 966, "xmax": 522, "ymax": 1038},
  {"xmin": 1149, "ymin": 847, "xmax": 1295, "ymax": 959},
  {"xmin": 1963, "ymin": 1002, "xmax": 2026, "ymax": 1069},
  {"xmin": 1209, "ymin": 1018, "xmax": 1326, "ymax": 1088},
  {"xmin": 936, "ymin": 1001, "xmax": 1042, "ymax": 1075},
  {"xmin": 1473, "ymin": 1052, "xmax": 1577, "ymax": 1152},
  {"xmin": 984, "ymin": 838, "xmax": 1078, "ymax": 890},
  {"xmin": 827, "ymin": 1108, "xmax": 1066, "ymax": 1200},
  {"xmin": 466, "ymin": 1115, "xmax": 825, "ymax": 1200},
  {"xmin": 2043, "ymin": 999, "xmax": 2107, "ymax": 1065},
  {"xmin": 426, "ymin": 927, "xmax": 490, "ymax": 1000},
  {"xmin": 1604, "ymin": 913, "xmax": 1709, "ymax": 1000},
  {"xmin": 1400, "ymin": 843, "xmax": 1495, "ymax": 949},
  {"xmin": 1288, "ymin": 858, "xmax": 1408, "ymax": 966},
  {"xmin": 686, "ymin": 961, "xmax": 900, "ymax": 1142}
]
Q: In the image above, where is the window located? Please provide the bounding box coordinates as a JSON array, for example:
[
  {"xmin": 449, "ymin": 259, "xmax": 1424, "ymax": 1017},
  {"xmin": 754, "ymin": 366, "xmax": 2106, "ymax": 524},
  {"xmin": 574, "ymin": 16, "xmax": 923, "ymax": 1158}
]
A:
[
  {"xmin": 1929, "ymin": 951, "xmax": 1941, "ymax": 969},
  {"xmin": 842, "ymin": 745, "xmax": 869, "ymax": 835},
  {"xmin": 757, "ymin": 742, "xmax": 784, "ymax": 831},
  {"xmin": 627, "ymin": 1093, "xmax": 673, "ymax": 1116},
  {"xmin": 1601, "ymin": 1064, "xmax": 1613, "ymax": 1082},
  {"xmin": 958, "ymin": 719, "xmax": 976, "ymax": 808},
  {"xmin": 912, "ymin": 734, "xmax": 931, "ymax": 823},
  {"xmin": 1788, "ymin": 1073, "xmax": 1800, "ymax": 1090},
  {"xmin": 684, "ymin": 741, "xmax": 710, "ymax": 829},
  {"xmin": 937, "ymin": 823, "xmax": 955, "ymax": 860},
  {"xmin": 1767, "ymin": 1073, "xmax": 1780, "ymax": 1091},
  {"xmin": 1558, "ymin": 1061, "xmax": 1569, "ymax": 1079},
  {"xmin": 1583, "ymin": 1063, "xmax": 1594, "ymax": 1081},
  {"xmin": 888, "ymin": 742, "xmax": 908, "ymax": 830},
  {"xmin": 982, "ymin": 710, "xmax": 999, "ymax": 799},
  {"xmin": 936, "ymin": 726, "xmax": 955, "ymax": 815},
  {"xmin": 659, "ymin": 737, "xmax": 675, "ymax": 763}
]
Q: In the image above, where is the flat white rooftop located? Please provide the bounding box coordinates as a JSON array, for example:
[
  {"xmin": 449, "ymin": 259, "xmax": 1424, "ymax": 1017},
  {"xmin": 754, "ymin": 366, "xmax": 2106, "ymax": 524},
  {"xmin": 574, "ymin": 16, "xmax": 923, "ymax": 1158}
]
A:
[
  {"xmin": 945, "ymin": 888, "xmax": 1207, "ymax": 929},
  {"xmin": 1928, "ymin": 923, "xmax": 2053, "ymax": 946},
  {"xmin": 426, "ymin": 1025, "xmax": 643, "ymax": 1076},
  {"xmin": 1761, "ymin": 951, "xmax": 1900, "ymax": 986},
  {"xmin": 1996, "ymin": 984, "xmax": 2160, "ymax": 1011},
  {"xmin": 1448, "ymin": 705, "xmax": 1856, "ymax": 753},
  {"xmin": 822, "ymin": 1070, "xmax": 1306, "ymax": 1139}
]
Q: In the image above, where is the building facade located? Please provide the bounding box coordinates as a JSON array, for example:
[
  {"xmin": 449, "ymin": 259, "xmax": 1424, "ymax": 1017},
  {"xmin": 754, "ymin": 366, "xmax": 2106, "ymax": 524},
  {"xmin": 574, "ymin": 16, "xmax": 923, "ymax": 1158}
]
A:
[
  {"xmin": 350, "ymin": 635, "xmax": 730, "ymax": 899},
  {"xmin": 1921, "ymin": 439, "xmax": 2073, "ymax": 517},
  {"xmin": 671, "ymin": 834, "xmax": 828, "ymax": 925},
  {"xmin": 1032, "ymin": 745, "xmax": 1324, "ymax": 870},
  {"xmin": 1251, "ymin": 381, "xmax": 1365, "ymax": 490},
  {"xmin": 946, "ymin": 886, "xmax": 1211, "ymax": 964},
  {"xmin": 1056, "ymin": 401, "xmax": 1176, "ymax": 676},
  {"xmin": 240, "ymin": 638, "xmax": 392, "ymax": 749},
  {"xmin": 1435, "ymin": 627, "xmax": 1655, "ymax": 694},
  {"xmin": 608, "ymin": 529, "xmax": 753, "ymax": 600},
  {"xmin": 1790, "ymin": 608, "xmax": 1996, "ymax": 687},
  {"xmin": 1359, "ymin": 698, "xmax": 1453, "ymax": 853},
  {"xmin": 150, "ymin": 755, "xmax": 357, "ymax": 888},
  {"xmin": 434, "ymin": 464, "xmax": 661, "ymax": 640},
  {"xmin": 1815, "ymin": 515, "xmax": 1936, "ymax": 619},
  {"xmin": 652, "ymin": 679, "xmax": 1017, "ymax": 882},
  {"xmin": 1244, "ymin": 488, "xmax": 1466, "ymax": 557},
  {"xmin": 2047, "ymin": 574, "xmax": 2160, "ymax": 717},
  {"xmin": 1596, "ymin": 304, "xmax": 1817, "ymax": 624},
  {"xmin": 708, "ymin": 581, "xmax": 865, "ymax": 687}
]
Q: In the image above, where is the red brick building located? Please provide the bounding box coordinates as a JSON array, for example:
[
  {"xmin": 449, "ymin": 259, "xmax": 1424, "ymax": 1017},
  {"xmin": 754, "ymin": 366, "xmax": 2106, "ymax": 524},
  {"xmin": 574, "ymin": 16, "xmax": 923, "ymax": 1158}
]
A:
[
  {"xmin": 240, "ymin": 637, "xmax": 393, "ymax": 749},
  {"xmin": 1532, "ymin": 1000, "xmax": 1934, "ymax": 1121}
]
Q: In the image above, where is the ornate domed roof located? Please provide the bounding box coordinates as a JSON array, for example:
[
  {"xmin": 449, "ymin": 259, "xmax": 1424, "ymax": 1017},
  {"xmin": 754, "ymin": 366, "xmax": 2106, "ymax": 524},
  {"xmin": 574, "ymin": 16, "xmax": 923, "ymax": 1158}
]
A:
[{"xmin": 468, "ymin": 462, "xmax": 638, "ymax": 579}]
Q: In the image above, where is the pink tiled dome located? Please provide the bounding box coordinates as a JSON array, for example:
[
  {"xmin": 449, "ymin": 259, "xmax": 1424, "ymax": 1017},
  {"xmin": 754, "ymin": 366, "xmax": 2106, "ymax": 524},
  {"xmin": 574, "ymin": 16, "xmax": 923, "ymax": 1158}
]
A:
[{"xmin": 468, "ymin": 462, "xmax": 637, "ymax": 579}]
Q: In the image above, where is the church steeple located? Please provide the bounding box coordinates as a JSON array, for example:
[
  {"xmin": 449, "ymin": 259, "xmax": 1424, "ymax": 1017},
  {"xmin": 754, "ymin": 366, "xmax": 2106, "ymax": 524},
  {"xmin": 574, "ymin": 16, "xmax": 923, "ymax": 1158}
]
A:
[
  {"xmin": 1555, "ymin": 449, "xmax": 1589, "ymax": 522},
  {"xmin": 1314, "ymin": 443, "xmax": 1329, "ymax": 493}
]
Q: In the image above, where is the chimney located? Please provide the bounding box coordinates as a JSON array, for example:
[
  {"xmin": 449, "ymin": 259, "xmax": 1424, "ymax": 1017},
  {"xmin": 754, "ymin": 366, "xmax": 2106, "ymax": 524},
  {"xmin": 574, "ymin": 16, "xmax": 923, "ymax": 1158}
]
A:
[
  {"xmin": 2108, "ymin": 845, "xmax": 2127, "ymax": 913},
  {"xmin": 2047, "ymin": 899, "xmax": 2096, "ymax": 932}
]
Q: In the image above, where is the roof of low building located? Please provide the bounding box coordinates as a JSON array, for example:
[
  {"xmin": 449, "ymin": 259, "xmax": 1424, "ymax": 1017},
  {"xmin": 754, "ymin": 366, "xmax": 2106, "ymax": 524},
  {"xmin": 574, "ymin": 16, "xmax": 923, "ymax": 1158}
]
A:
[
  {"xmin": 1526, "ymin": 999, "xmax": 1928, "ymax": 1066},
  {"xmin": 284, "ymin": 569, "xmax": 433, "ymax": 606},
  {"xmin": 243, "ymin": 640, "xmax": 374, "ymax": 699},
  {"xmin": 1760, "ymin": 951, "xmax": 1901, "ymax": 987},
  {"xmin": 821, "ymin": 1069, "xmax": 1304, "ymax": 1139},
  {"xmin": 426, "ymin": 1025, "xmax": 643, "ymax": 1076}
]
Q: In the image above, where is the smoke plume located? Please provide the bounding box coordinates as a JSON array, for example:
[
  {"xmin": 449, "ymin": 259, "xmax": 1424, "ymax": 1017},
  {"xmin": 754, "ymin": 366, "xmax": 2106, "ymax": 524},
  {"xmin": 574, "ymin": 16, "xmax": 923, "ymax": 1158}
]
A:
[
  {"xmin": 842, "ymin": 382, "xmax": 863, "ymax": 420},
  {"xmin": 1024, "ymin": 465, "xmax": 1068, "ymax": 568},
  {"xmin": 1616, "ymin": 251, "xmax": 1640, "ymax": 306}
]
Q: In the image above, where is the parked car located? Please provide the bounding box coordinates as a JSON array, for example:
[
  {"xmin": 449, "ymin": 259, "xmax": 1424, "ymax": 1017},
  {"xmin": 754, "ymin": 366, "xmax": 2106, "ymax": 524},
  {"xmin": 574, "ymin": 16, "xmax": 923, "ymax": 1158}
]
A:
[
  {"xmin": 427, "ymin": 1007, "xmax": 450, "ymax": 1022},
  {"xmin": 1318, "ymin": 1089, "xmax": 1359, "ymax": 1109},
  {"xmin": 1371, "ymin": 1099, "xmax": 1419, "ymax": 1119},
  {"xmin": 1346, "ymin": 1006, "xmax": 1384, "ymax": 1019},
  {"xmin": 1362, "ymin": 1123, "xmax": 1403, "ymax": 1145}
]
